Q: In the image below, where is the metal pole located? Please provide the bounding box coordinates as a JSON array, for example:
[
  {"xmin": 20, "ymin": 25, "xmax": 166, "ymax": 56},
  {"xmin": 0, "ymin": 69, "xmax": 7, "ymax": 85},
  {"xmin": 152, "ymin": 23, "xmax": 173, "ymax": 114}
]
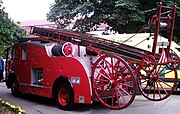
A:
[{"xmin": 152, "ymin": 2, "xmax": 162, "ymax": 55}]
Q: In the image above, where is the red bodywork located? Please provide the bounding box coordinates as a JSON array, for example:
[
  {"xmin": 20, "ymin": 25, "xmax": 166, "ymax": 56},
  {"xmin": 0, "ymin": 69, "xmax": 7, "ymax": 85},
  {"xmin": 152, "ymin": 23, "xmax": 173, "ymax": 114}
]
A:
[{"xmin": 7, "ymin": 41, "xmax": 93, "ymax": 104}]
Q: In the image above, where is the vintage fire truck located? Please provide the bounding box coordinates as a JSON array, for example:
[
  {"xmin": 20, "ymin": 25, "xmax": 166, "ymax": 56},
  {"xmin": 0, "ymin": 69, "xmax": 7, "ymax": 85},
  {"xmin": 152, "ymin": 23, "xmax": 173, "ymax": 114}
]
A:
[{"xmin": 4, "ymin": 3, "xmax": 179, "ymax": 110}]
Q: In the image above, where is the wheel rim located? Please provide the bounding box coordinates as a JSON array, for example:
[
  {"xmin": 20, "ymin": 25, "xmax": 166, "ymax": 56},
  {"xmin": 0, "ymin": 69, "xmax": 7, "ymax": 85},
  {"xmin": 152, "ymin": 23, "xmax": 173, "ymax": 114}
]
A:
[
  {"xmin": 92, "ymin": 56, "xmax": 136, "ymax": 110},
  {"xmin": 137, "ymin": 63, "xmax": 177, "ymax": 101},
  {"xmin": 58, "ymin": 88, "xmax": 69, "ymax": 106}
]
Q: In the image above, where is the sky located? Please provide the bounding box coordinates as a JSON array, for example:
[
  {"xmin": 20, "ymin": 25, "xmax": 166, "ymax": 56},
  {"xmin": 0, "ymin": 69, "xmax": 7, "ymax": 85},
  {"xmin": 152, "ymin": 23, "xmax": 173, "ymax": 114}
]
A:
[{"xmin": 3, "ymin": 0, "xmax": 54, "ymax": 22}]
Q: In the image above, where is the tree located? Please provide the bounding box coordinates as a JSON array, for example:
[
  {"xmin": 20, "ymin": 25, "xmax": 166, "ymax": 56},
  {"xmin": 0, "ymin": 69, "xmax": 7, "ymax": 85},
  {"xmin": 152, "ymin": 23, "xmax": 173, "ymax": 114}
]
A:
[
  {"xmin": 0, "ymin": 1, "xmax": 26, "ymax": 56},
  {"xmin": 47, "ymin": 0, "xmax": 180, "ymax": 42},
  {"xmin": 47, "ymin": 0, "xmax": 145, "ymax": 33}
]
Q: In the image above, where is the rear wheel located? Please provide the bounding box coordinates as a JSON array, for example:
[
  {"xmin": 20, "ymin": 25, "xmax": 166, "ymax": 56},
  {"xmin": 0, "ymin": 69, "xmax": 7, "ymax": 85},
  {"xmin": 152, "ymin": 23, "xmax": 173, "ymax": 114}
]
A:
[
  {"xmin": 56, "ymin": 84, "xmax": 74, "ymax": 110},
  {"xmin": 137, "ymin": 63, "xmax": 177, "ymax": 101}
]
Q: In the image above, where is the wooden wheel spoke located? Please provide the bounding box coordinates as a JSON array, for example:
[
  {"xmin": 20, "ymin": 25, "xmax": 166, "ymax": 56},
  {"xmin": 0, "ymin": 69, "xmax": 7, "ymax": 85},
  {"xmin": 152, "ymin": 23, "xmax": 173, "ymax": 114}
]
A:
[
  {"xmin": 99, "ymin": 62, "xmax": 112, "ymax": 78},
  {"xmin": 158, "ymin": 78, "xmax": 173, "ymax": 88},
  {"xmin": 157, "ymin": 80, "xmax": 168, "ymax": 95},
  {"xmin": 157, "ymin": 66, "xmax": 166, "ymax": 75},
  {"xmin": 114, "ymin": 88, "xmax": 121, "ymax": 108},
  {"xmin": 114, "ymin": 60, "xmax": 120, "ymax": 68},
  {"xmin": 111, "ymin": 57, "xmax": 114, "ymax": 75},
  {"xmin": 159, "ymin": 70, "xmax": 174, "ymax": 77},
  {"xmin": 111, "ymin": 89, "xmax": 115, "ymax": 106},
  {"xmin": 94, "ymin": 78, "xmax": 109, "ymax": 83},
  {"xmin": 104, "ymin": 59, "xmax": 112, "ymax": 75},
  {"xmin": 156, "ymin": 64, "xmax": 163, "ymax": 73},
  {"xmin": 155, "ymin": 82, "xmax": 162, "ymax": 99},
  {"xmin": 142, "ymin": 84, "xmax": 149, "ymax": 91},
  {"xmin": 147, "ymin": 85, "xmax": 153, "ymax": 97},
  {"xmin": 114, "ymin": 61, "xmax": 121, "ymax": 74},
  {"xmin": 116, "ymin": 85, "xmax": 131, "ymax": 97},
  {"xmin": 114, "ymin": 66, "xmax": 127, "ymax": 78},
  {"xmin": 115, "ymin": 87, "xmax": 127, "ymax": 104},
  {"xmin": 98, "ymin": 85, "xmax": 111, "ymax": 97},
  {"xmin": 95, "ymin": 68, "xmax": 111, "ymax": 80},
  {"xmin": 94, "ymin": 83, "xmax": 108, "ymax": 88},
  {"xmin": 103, "ymin": 87, "xmax": 113, "ymax": 103},
  {"xmin": 120, "ymin": 66, "xmax": 127, "ymax": 74}
]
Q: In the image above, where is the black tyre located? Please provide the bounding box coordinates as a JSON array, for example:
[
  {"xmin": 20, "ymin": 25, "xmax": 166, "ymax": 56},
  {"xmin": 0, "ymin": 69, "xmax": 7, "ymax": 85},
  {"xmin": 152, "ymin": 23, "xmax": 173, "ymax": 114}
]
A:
[
  {"xmin": 11, "ymin": 79, "xmax": 20, "ymax": 97},
  {"xmin": 56, "ymin": 84, "xmax": 74, "ymax": 110}
]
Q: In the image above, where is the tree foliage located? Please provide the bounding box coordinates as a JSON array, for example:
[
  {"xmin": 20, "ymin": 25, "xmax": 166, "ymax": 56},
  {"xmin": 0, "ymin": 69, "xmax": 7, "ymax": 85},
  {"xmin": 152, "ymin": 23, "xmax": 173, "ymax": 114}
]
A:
[
  {"xmin": 47, "ymin": 0, "xmax": 180, "ymax": 42},
  {"xmin": 0, "ymin": 1, "xmax": 26, "ymax": 56}
]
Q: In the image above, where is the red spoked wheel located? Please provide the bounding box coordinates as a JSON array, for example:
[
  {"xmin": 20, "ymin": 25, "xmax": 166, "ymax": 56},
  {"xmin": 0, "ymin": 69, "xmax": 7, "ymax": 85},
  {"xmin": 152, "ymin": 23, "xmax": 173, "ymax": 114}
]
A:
[
  {"xmin": 92, "ymin": 56, "xmax": 136, "ymax": 110},
  {"xmin": 141, "ymin": 55, "xmax": 157, "ymax": 73},
  {"xmin": 137, "ymin": 58, "xmax": 177, "ymax": 101},
  {"xmin": 167, "ymin": 53, "xmax": 180, "ymax": 70}
]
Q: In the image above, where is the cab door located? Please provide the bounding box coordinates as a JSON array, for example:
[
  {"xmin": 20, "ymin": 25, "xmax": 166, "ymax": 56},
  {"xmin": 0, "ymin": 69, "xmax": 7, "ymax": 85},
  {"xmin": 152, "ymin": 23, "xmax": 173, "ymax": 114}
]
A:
[{"xmin": 12, "ymin": 44, "xmax": 31, "ymax": 84}]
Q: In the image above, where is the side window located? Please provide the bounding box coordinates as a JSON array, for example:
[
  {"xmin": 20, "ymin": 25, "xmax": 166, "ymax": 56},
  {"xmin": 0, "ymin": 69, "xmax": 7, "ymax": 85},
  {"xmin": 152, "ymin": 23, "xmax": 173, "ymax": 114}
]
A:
[
  {"xmin": 22, "ymin": 46, "xmax": 27, "ymax": 60},
  {"xmin": 14, "ymin": 47, "xmax": 19, "ymax": 59}
]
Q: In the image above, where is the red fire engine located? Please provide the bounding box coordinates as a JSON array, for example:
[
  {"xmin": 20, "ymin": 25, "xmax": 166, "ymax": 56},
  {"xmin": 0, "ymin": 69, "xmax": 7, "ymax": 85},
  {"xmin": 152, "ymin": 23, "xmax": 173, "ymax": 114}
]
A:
[{"xmin": 4, "ymin": 3, "xmax": 179, "ymax": 110}]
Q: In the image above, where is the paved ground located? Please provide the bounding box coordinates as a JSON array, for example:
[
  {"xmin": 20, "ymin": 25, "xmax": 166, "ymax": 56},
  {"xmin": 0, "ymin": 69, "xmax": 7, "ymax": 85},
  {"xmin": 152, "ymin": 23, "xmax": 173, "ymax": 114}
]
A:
[{"xmin": 0, "ymin": 82, "xmax": 180, "ymax": 114}]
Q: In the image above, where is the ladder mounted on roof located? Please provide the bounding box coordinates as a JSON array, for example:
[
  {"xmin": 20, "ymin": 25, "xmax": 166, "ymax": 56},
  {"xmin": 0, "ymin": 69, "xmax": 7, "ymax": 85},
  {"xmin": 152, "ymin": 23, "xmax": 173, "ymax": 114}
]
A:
[{"xmin": 26, "ymin": 2, "xmax": 177, "ymax": 63}]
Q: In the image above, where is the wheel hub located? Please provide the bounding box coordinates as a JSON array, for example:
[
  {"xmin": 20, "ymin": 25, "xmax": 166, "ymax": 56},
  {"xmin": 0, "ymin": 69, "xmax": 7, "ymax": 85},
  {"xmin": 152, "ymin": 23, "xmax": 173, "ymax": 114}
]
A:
[
  {"xmin": 58, "ymin": 88, "xmax": 69, "ymax": 106},
  {"xmin": 110, "ymin": 80, "xmax": 116, "ymax": 86},
  {"xmin": 151, "ymin": 72, "xmax": 159, "ymax": 82}
]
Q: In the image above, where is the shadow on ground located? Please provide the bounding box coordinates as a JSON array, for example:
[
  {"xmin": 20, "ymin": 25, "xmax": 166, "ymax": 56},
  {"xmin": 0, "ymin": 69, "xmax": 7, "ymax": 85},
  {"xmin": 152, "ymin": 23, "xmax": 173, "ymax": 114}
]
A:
[
  {"xmin": 9, "ymin": 90, "xmax": 180, "ymax": 113},
  {"xmin": 13, "ymin": 93, "xmax": 109, "ymax": 112}
]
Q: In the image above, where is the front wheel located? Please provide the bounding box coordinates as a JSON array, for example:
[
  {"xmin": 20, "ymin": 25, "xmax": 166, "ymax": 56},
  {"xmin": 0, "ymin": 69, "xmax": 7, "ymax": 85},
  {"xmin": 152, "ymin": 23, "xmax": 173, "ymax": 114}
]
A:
[
  {"xmin": 11, "ymin": 79, "xmax": 20, "ymax": 97},
  {"xmin": 56, "ymin": 84, "xmax": 74, "ymax": 110}
]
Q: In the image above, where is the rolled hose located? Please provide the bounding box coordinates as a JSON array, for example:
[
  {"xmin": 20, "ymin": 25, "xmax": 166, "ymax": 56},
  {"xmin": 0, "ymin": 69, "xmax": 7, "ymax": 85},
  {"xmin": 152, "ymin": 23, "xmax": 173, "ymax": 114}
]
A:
[{"xmin": 51, "ymin": 42, "xmax": 74, "ymax": 56}]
